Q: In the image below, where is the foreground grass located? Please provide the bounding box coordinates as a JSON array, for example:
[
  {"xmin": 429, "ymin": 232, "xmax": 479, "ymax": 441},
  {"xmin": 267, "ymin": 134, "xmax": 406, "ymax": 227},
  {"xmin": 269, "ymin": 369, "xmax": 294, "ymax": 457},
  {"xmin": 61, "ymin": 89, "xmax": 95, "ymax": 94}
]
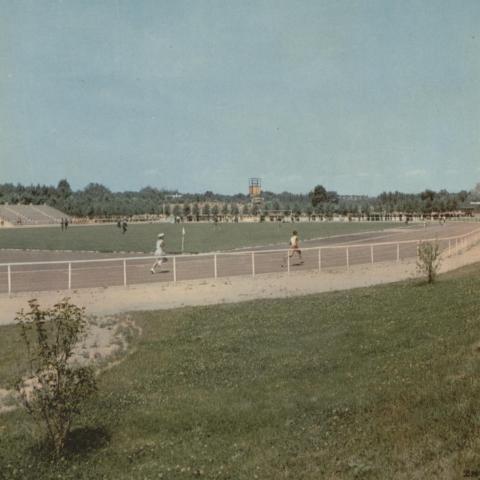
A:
[
  {"xmin": 1, "ymin": 265, "xmax": 480, "ymax": 478},
  {"xmin": 0, "ymin": 221, "xmax": 399, "ymax": 253}
]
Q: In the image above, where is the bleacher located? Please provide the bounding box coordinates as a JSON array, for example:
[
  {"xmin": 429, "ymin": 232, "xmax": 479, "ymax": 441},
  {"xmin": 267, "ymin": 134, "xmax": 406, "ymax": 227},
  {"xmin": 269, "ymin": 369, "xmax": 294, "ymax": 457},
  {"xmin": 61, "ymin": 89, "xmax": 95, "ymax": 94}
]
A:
[
  {"xmin": 36, "ymin": 204, "xmax": 69, "ymax": 221},
  {"xmin": 0, "ymin": 204, "xmax": 69, "ymax": 226}
]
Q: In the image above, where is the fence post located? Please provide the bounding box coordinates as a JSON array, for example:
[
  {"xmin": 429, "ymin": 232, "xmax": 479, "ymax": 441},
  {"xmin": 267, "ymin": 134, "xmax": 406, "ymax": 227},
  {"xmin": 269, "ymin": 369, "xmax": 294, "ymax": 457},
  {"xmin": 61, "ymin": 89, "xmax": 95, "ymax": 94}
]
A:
[
  {"xmin": 173, "ymin": 256, "xmax": 177, "ymax": 283},
  {"xmin": 123, "ymin": 259, "xmax": 127, "ymax": 287},
  {"xmin": 318, "ymin": 248, "xmax": 322, "ymax": 272},
  {"xmin": 346, "ymin": 247, "xmax": 349, "ymax": 270},
  {"xmin": 214, "ymin": 254, "xmax": 218, "ymax": 278},
  {"xmin": 455, "ymin": 238, "xmax": 458, "ymax": 252},
  {"xmin": 7, "ymin": 265, "xmax": 11, "ymax": 295},
  {"xmin": 251, "ymin": 252, "xmax": 255, "ymax": 278},
  {"xmin": 396, "ymin": 243, "xmax": 400, "ymax": 263},
  {"xmin": 370, "ymin": 245, "xmax": 374, "ymax": 264},
  {"xmin": 68, "ymin": 262, "xmax": 72, "ymax": 290}
]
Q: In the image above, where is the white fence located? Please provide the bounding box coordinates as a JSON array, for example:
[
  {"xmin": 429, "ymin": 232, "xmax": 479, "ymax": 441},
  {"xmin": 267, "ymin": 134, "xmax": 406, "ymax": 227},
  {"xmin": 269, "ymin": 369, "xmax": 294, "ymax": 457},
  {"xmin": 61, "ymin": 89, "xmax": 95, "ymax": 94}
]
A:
[{"xmin": 1, "ymin": 227, "xmax": 480, "ymax": 295}]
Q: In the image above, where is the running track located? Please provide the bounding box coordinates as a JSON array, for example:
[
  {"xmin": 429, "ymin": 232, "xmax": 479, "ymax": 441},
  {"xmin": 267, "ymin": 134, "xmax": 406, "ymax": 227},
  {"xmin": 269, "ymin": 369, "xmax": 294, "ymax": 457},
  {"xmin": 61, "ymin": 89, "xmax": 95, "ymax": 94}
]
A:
[{"xmin": 0, "ymin": 222, "xmax": 478, "ymax": 295}]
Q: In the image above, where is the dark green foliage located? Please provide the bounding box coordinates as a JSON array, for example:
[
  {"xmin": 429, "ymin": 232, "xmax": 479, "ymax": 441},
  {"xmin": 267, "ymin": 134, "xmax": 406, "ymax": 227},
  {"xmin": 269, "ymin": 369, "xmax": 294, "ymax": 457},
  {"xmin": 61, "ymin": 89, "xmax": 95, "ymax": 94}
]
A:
[
  {"xmin": 310, "ymin": 184, "xmax": 328, "ymax": 206},
  {"xmin": 0, "ymin": 180, "xmax": 471, "ymax": 218}
]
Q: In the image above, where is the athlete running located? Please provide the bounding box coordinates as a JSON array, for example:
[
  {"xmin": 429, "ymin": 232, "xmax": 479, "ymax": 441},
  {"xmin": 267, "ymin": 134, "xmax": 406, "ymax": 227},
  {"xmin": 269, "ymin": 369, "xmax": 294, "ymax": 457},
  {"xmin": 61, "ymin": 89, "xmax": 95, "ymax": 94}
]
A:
[
  {"xmin": 282, "ymin": 230, "xmax": 303, "ymax": 267},
  {"xmin": 151, "ymin": 233, "xmax": 167, "ymax": 273}
]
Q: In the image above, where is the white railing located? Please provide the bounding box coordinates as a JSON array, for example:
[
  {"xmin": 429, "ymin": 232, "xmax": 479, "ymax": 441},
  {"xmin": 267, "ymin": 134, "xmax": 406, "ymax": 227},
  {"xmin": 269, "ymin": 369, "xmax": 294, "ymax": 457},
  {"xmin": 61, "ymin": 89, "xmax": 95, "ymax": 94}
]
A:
[{"xmin": 1, "ymin": 227, "xmax": 480, "ymax": 295}]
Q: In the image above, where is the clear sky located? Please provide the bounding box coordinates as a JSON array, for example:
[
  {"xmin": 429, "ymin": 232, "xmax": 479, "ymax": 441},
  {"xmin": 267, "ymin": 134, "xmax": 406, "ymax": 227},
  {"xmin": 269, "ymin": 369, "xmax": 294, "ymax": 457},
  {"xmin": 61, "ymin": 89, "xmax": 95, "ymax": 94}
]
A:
[{"xmin": 1, "ymin": 0, "xmax": 479, "ymax": 195}]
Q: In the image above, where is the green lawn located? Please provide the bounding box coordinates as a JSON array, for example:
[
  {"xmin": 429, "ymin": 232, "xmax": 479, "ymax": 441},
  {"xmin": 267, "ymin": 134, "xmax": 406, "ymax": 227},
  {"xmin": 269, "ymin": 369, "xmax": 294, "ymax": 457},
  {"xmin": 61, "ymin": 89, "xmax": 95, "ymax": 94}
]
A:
[
  {"xmin": 0, "ymin": 222, "xmax": 399, "ymax": 254},
  {"xmin": 2, "ymin": 265, "xmax": 480, "ymax": 479}
]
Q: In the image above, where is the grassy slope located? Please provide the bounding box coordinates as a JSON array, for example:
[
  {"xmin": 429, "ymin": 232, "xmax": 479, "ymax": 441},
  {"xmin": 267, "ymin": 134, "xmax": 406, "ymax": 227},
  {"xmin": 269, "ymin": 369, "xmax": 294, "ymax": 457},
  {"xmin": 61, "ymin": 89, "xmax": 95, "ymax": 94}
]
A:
[
  {"xmin": 0, "ymin": 222, "xmax": 399, "ymax": 253},
  {"xmin": 1, "ymin": 265, "xmax": 480, "ymax": 478}
]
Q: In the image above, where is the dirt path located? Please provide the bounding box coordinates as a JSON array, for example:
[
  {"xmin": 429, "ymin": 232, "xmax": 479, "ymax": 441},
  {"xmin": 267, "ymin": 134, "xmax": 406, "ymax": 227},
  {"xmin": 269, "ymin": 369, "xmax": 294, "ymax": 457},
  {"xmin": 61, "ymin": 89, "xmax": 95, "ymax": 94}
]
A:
[{"xmin": 0, "ymin": 241, "xmax": 479, "ymax": 327}]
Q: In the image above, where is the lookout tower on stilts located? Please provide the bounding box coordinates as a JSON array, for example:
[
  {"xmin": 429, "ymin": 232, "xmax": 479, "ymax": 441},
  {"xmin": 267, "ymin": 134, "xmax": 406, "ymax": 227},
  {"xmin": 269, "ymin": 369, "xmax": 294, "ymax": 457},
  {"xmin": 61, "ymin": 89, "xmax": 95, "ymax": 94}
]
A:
[{"xmin": 249, "ymin": 178, "xmax": 264, "ymax": 208}]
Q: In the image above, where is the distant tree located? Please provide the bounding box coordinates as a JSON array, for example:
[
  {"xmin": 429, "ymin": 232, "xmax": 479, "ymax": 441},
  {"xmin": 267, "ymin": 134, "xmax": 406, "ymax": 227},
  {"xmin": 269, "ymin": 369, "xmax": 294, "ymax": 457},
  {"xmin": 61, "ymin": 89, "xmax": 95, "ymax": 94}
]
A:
[
  {"xmin": 202, "ymin": 203, "xmax": 211, "ymax": 219},
  {"xmin": 211, "ymin": 204, "xmax": 219, "ymax": 217},
  {"xmin": 221, "ymin": 203, "xmax": 229, "ymax": 215},
  {"xmin": 314, "ymin": 204, "xmax": 324, "ymax": 216},
  {"xmin": 420, "ymin": 189, "xmax": 436, "ymax": 202},
  {"xmin": 192, "ymin": 203, "xmax": 200, "ymax": 221},
  {"xmin": 327, "ymin": 191, "xmax": 339, "ymax": 204},
  {"xmin": 231, "ymin": 204, "xmax": 239, "ymax": 216},
  {"xmin": 446, "ymin": 198, "xmax": 457, "ymax": 211},
  {"xmin": 242, "ymin": 204, "xmax": 250, "ymax": 215},
  {"xmin": 56, "ymin": 179, "xmax": 72, "ymax": 198},
  {"xmin": 164, "ymin": 204, "xmax": 171, "ymax": 216},
  {"xmin": 173, "ymin": 204, "xmax": 181, "ymax": 218},
  {"xmin": 310, "ymin": 185, "xmax": 328, "ymax": 207},
  {"xmin": 324, "ymin": 203, "xmax": 334, "ymax": 218},
  {"xmin": 339, "ymin": 202, "xmax": 349, "ymax": 216},
  {"xmin": 251, "ymin": 204, "xmax": 259, "ymax": 216},
  {"xmin": 458, "ymin": 190, "xmax": 469, "ymax": 203}
]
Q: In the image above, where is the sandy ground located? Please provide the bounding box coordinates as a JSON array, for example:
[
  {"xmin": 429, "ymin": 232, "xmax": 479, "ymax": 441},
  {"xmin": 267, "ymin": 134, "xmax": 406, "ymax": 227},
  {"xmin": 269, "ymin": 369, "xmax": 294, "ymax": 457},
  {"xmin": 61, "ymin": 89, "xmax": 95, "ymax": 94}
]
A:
[{"xmin": 1, "ymin": 242, "xmax": 479, "ymax": 327}]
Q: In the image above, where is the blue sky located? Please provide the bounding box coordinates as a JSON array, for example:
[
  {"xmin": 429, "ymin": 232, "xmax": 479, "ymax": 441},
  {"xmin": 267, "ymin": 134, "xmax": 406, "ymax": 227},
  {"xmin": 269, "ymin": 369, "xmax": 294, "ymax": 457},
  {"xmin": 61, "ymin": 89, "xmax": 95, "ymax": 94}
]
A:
[{"xmin": 1, "ymin": 0, "xmax": 479, "ymax": 195}]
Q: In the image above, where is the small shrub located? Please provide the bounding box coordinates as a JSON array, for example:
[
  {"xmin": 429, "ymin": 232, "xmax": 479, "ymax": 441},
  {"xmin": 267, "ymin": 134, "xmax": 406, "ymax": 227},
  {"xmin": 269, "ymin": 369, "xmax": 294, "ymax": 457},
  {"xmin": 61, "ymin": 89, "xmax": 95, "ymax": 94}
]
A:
[
  {"xmin": 416, "ymin": 241, "xmax": 441, "ymax": 283},
  {"xmin": 15, "ymin": 298, "xmax": 97, "ymax": 455}
]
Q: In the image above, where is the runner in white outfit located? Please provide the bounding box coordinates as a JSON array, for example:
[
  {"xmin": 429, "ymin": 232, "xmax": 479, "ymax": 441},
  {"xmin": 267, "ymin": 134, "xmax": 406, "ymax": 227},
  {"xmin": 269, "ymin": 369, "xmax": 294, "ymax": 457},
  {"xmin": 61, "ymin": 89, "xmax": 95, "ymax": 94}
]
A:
[{"xmin": 151, "ymin": 233, "xmax": 167, "ymax": 273}]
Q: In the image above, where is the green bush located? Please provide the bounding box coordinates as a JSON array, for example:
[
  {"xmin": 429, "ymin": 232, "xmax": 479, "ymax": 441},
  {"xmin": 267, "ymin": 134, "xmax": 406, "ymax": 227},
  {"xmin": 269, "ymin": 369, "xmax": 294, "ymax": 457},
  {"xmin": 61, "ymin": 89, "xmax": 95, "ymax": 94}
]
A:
[
  {"xmin": 15, "ymin": 299, "xmax": 97, "ymax": 455},
  {"xmin": 416, "ymin": 241, "xmax": 441, "ymax": 283}
]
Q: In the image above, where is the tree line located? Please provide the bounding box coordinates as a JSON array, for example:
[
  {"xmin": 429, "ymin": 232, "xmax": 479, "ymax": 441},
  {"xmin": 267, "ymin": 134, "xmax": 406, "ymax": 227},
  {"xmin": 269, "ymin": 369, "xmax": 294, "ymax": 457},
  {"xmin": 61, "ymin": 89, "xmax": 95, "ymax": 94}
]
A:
[{"xmin": 0, "ymin": 180, "xmax": 472, "ymax": 218}]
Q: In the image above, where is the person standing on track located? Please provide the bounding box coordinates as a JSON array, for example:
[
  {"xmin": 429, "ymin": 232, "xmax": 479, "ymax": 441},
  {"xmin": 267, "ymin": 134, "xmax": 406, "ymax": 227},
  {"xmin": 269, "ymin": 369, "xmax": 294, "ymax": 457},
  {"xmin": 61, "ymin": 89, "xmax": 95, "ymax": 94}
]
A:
[{"xmin": 151, "ymin": 233, "xmax": 167, "ymax": 274}]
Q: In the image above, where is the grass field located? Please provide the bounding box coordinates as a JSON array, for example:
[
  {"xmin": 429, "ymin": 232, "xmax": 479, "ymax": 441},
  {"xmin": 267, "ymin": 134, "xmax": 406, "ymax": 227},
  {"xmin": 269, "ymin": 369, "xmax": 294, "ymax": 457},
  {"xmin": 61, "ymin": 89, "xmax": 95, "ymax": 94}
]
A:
[
  {"xmin": 1, "ymin": 264, "xmax": 480, "ymax": 478},
  {"xmin": 0, "ymin": 222, "xmax": 400, "ymax": 254}
]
